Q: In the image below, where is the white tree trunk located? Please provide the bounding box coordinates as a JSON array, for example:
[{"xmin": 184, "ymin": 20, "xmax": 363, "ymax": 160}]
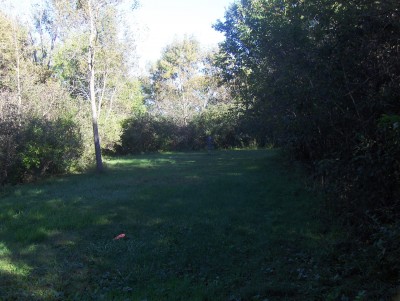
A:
[{"xmin": 88, "ymin": 0, "xmax": 103, "ymax": 172}]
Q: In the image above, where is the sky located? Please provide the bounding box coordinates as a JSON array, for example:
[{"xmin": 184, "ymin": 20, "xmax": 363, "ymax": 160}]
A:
[
  {"xmin": 7, "ymin": 0, "xmax": 233, "ymax": 70},
  {"xmin": 133, "ymin": 0, "xmax": 233, "ymax": 68}
]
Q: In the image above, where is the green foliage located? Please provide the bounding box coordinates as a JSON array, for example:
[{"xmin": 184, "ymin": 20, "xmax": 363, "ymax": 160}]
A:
[
  {"xmin": 116, "ymin": 79, "xmax": 146, "ymax": 115},
  {"xmin": 119, "ymin": 104, "xmax": 265, "ymax": 154},
  {"xmin": 0, "ymin": 117, "xmax": 83, "ymax": 184},
  {"xmin": 156, "ymin": 36, "xmax": 200, "ymax": 79},
  {"xmin": 99, "ymin": 79, "xmax": 147, "ymax": 153},
  {"xmin": 53, "ymin": 33, "xmax": 88, "ymax": 96},
  {"xmin": 148, "ymin": 37, "xmax": 225, "ymax": 126},
  {"xmin": 0, "ymin": 107, "xmax": 19, "ymax": 185},
  {"xmin": 215, "ymin": 0, "xmax": 400, "ymax": 297},
  {"xmin": 119, "ymin": 114, "xmax": 183, "ymax": 153},
  {"xmin": 190, "ymin": 105, "xmax": 256, "ymax": 149},
  {"xmin": 1, "ymin": 1, "xmax": 145, "ymax": 179},
  {"xmin": 379, "ymin": 114, "xmax": 400, "ymax": 130},
  {"xmin": 0, "ymin": 11, "xmax": 30, "ymax": 91},
  {"xmin": 19, "ymin": 118, "xmax": 82, "ymax": 173}
]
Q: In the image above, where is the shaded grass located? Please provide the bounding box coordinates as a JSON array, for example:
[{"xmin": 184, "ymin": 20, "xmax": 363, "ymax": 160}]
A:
[{"xmin": 0, "ymin": 150, "xmax": 343, "ymax": 300}]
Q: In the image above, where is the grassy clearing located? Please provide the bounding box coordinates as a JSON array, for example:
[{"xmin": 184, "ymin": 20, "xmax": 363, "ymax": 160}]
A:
[{"xmin": 1, "ymin": 150, "xmax": 342, "ymax": 300}]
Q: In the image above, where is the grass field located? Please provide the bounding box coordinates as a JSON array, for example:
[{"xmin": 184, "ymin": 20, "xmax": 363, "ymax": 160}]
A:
[{"xmin": 0, "ymin": 150, "xmax": 343, "ymax": 300}]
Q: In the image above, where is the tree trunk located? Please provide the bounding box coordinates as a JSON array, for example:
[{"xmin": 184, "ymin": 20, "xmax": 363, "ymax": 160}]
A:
[
  {"xmin": 90, "ymin": 67, "xmax": 103, "ymax": 172},
  {"xmin": 88, "ymin": 0, "xmax": 103, "ymax": 172},
  {"xmin": 13, "ymin": 22, "xmax": 22, "ymax": 116},
  {"xmin": 97, "ymin": 71, "xmax": 108, "ymax": 118}
]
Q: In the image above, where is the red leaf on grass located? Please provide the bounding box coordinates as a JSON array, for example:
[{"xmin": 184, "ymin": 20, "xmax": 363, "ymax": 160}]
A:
[{"xmin": 113, "ymin": 233, "xmax": 126, "ymax": 240}]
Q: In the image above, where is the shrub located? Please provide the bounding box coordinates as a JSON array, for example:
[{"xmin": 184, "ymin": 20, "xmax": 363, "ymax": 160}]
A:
[
  {"xmin": 119, "ymin": 114, "xmax": 178, "ymax": 153},
  {"xmin": 0, "ymin": 116, "xmax": 83, "ymax": 184},
  {"xmin": 0, "ymin": 105, "xmax": 20, "ymax": 185},
  {"xmin": 119, "ymin": 105, "xmax": 268, "ymax": 154}
]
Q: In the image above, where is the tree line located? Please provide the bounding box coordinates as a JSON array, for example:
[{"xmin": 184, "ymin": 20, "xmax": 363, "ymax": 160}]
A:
[
  {"xmin": 119, "ymin": 35, "xmax": 255, "ymax": 154},
  {"xmin": 0, "ymin": 1, "xmax": 245, "ymax": 184},
  {"xmin": 213, "ymin": 0, "xmax": 400, "ymax": 298},
  {"xmin": 0, "ymin": 0, "xmax": 144, "ymax": 183}
]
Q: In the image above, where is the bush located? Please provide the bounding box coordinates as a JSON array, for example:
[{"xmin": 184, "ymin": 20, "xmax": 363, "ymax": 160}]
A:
[
  {"xmin": 189, "ymin": 106, "xmax": 243, "ymax": 149},
  {"xmin": 118, "ymin": 105, "xmax": 266, "ymax": 154},
  {"xmin": 0, "ymin": 116, "xmax": 83, "ymax": 184},
  {"xmin": 0, "ymin": 105, "xmax": 20, "ymax": 185},
  {"xmin": 119, "ymin": 114, "xmax": 179, "ymax": 153}
]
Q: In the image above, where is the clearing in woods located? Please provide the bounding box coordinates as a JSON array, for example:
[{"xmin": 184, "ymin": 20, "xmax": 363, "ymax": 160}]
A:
[{"xmin": 0, "ymin": 150, "xmax": 340, "ymax": 300}]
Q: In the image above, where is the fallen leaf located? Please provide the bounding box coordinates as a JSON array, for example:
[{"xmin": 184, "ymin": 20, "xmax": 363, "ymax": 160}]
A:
[{"xmin": 113, "ymin": 233, "xmax": 126, "ymax": 240}]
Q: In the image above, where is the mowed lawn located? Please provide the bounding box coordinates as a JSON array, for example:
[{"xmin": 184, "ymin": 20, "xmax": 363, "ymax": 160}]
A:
[{"xmin": 0, "ymin": 150, "xmax": 337, "ymax": 300}]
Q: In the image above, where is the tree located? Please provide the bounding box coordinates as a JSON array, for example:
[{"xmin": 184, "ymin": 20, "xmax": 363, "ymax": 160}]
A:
[
  {"xmin": 0, "ymin": 11, "xmax": 30, "ymax": 116},
  {"xmin": 30, "ymin": 1, "xmax": 59, "ymax": 71},
  {"xmin": 149, "ymin": 36, "xmax": 214, "ymax": 126},
  {"xmin": 215, "ymin": 0, "xmax": 400, "ymax": 158},
  {"xmin": 0, "ymin": 9, "xmax": 85, "ymax": 185},
  {"xmin": 215, "ymin": 1, "xmax": 400, "ymax": 297},
  {"xmin": 51, "ymin": 0, "xmax": 135, "ymax": 171}
]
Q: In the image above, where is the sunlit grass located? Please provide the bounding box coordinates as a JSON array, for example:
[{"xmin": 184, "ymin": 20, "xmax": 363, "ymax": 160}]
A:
[
  {"xmin": 0, "ymin": 243, "xmax": 31, "ymax": 277},
  {"xmin": 0, "ymin": 258, "xmax": 32, "ymax": 276},
  {"xmin": 0, "ymin": 243, "xmax": 10, "ymax": 256},
  {"xmin": 0, "ymin": 150, "xmax": 341, "ymax": 300}
]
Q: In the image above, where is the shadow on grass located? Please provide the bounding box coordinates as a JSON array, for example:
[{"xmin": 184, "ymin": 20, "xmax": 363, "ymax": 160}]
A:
[{"xmin": 0, "ymin": 150, "xmax": 336, "ymax": 301}]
